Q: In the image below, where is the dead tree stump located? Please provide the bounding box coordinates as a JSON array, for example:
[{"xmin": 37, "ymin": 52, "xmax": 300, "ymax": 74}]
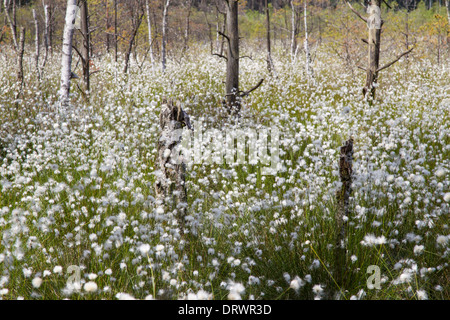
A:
[
  {"xmin": 155, "ymin": 98, "xmax": 192, "ymax": 233},
  {"xmin": 335, "ymin": 137, "xmax": 353, "ymax": 290}
]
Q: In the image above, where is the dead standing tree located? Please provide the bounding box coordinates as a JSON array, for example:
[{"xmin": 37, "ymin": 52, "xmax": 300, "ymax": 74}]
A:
[
  {"xmin": 334, "ymin": 137, "xmax": 353, "ymax": 292},
  {"xmin": 218, "ymin": 0, "xmax": 264, "ymax": 116},
  {"xmin": 155, "ymin": 99, "xmax": 192, "ymax": 234},
  {"xmin": 346, "ymin": 0, "xmax": 413, "ymax": 100}
]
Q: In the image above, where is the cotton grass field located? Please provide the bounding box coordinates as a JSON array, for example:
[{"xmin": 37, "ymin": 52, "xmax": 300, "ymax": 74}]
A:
[{"xmin": 0, "ymin": 44, "xmax": 449, "ymax": 300}]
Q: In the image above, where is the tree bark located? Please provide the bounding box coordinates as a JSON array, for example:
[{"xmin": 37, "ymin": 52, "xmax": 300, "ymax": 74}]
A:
[
  {"xmin": 59, "ymin": 0, "xmax": 77, "ymax": 107},
  {"xmin": 225, "ymin": 0, "xmax": 240, "ymax": 114},
  {"xmin": 41, "ymin": 1, "xmax": 49, "ymax": 69},
  {"xmin": 265, "ymin": 0, "xmax": 274, "ymax": 73},
  {"xmin": 123, "ymin": 13, "xmax": 144, "ymax": 74},
  {"xmin": 335, "ymin": 137, "xmax": 353, "ymax": 290},
  {"xmin": 114, "ymin": 0, "xmax": 118, "ymax": 62},
  {"xmin": 290, "ymin": 0, "xmax": 297, "ymax": 58},
  {"xmin": 105, "ymin": 0, "xmax": 110, "ymax": 52},
  {"xmin": 304, "ymin": 1, "xmax": 314, "ymax": 83},
  {"xmin": 4, "ymin": 0, "xmax": 18, "ymax": 50},
  {"xmin": 162, "ymin": 0, "xmax": 170, "ymax": 72},
  {"xmin": 32, "ymin": 9, "xmax": 40, "ymax": 80},
  {"xmin": 155, "ymin": 99, "xmax": 192, "ymax": 234},
  {"xmin": 183, "ymin": 0, "xmax": 193, "ymax": 54},
  {"xmin": 17, "ymin": 26, "xmax": 25, "ymax": 84},
  {"xmin": 363, "ymin": 0, "xmax": 382, "ymax": 100},
  {"xmin": 80, "ymin": 0, "xmax": 90, "ymax": 94},
  {"xmin": 145, "ymin": 0, "xmax": 155, "ymax": 68}
]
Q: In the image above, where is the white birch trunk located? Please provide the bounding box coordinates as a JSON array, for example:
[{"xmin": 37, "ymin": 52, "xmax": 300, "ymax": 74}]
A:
[
  {"xmin": 145, "ymin": 0, "xmax": 155, "ymax": 69},
  {"xmin": 59, "ymin": 0, "xmax": 77, "ymax": 107},
  {"xmin": 33, "ymin": 9, "xmax": 40, "ymax": 79},
  {"xmin": 41, "ymin": 2, "xmax": 49, "ymax": 69},
  {"xmin": 162, "ymin": 0, "xmax": 170, "ymax": 72},
  {"xmin": 446, "ymin": 0, "xmax": 450, "ymax": 24}
]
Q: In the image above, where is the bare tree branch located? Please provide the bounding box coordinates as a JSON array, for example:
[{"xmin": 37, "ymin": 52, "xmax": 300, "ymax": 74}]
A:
[
  {"xmin": 345, "ymin": 0, "xmax": 367, "ymax": 24},
  {"xmin": 377, "ymin": 48, "xmax": 414, "ymax": 73},
  {"xmin": 213, "ymin": 53, "xmax": 228, "ymax": 61},
  {"xmin": 239, "ymin": 78, "xmax": 264, "ymax": 98}
]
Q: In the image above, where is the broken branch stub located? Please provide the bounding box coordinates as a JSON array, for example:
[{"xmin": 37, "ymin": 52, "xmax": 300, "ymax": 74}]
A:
[{"xmin": 155, "ymin": 98, "xmax": 191, "ymax": 232}]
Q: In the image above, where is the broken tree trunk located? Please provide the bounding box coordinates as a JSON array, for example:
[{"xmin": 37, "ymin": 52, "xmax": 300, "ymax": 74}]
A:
[
  {"xmin": 335, "ymin": 137, "xmax": 353, "ymax": 291},
  {"xmin": 363, "ymin": 1, "xmax": 382, "ymax": 100},
  {"xmin": 346, "ymin": 0, "xmax": 413, "ymax": 101},
  {"xmin": 155, "ymin": 98, "xmax": 192, "ymax": 234}
]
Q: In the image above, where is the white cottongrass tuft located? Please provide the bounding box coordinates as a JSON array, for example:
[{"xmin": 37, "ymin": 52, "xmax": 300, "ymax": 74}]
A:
[
  {"xmin": 115, "ymin": 292, "xmax": 136, "ymax": 300},
  {"xmin": 413, "ymin": 245, "xmax": 424, "ymax": 255},
  {"xmin": 361, "ymin": 234, "xmax": 387, "ymax": 246},
  {"xmin": 416, "ymin": 290, "xmax": 428, "ymax": 300},
  {"xmin": 53, "ymin": 266, "xmax": 63, "ymax": 274},
  {"xmin": 444, "ymin": 193, "xmax": 450, "ymax": 203},
  {"xmin": 32, "ymin": 277, "xmax": 43, "ymax": 288},
  {"xmin": 227, "ymin": 281, "xmax": 245, "ymax": 300},
  {"xmin": 138, "ymin": 243, "xmax": 151, "ymax": 255},
  {"xmin": 289, "ymin": 276, "xmax": 305, "ymax": 293},
  {"xmin": 436, "ymin": 235, "xmax": 448, "ymax": 246},
  {"xmin": 84, "ymin": 281, "xmax": 98, "ymax": 293}
]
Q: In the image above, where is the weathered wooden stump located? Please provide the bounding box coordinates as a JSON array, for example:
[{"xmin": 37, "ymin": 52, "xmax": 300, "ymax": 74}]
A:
[
  {"xmin": 335, "ymin": 137, "xmax": 353, "ymax": 290},
  {"xmin": 155, "ymin": 98, "xmax": 192, "ymax": 233}
]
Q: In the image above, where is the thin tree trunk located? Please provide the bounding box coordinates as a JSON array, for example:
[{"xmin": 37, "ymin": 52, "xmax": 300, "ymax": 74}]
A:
[
  {"xmin": 123, "ymin": 13, "xmax": 144, "ymax": 74},
  {"xmin": 446, "ymin": 0, "xmax": 450, "ymax": 27},
  {"xmin": 48, "ymin": 0, "xmax": 53, "ymax": 55},
  {"xmin": 59, "ymin": 0, "xmax": 77, "ymax": 107},
  {"xmin": 290, "ymin": 0, "xmax": 296, "ymax": 58},
  {"xmin": 335, "ymin": 138, "xmax": 353, "ymax": 293},
  {"xmin": 183, "ymin": 0, "xmax": 193, "ymax": 54},
  {"xmin": 41, "ymin": 1, "xmax": 49, "ymax": 69},
  {"xmin": 17, "ymin": 26, "xmax": 25, "ymax": 83},
  {"xmin": 225, "ymin": 0, "xmax": 240, "ymax": 113},
  {"xmin": 162, "ymin": 0, "xmax": 170, "ymax": 72},
  {"xmin": 114, "ymin": 0, "xmax": 118, "ymax": 62},
  {"xmin": 105, "ymin": 0, "xmax": 110, "ymax": 52},
  {"xmin": 4, "ymin": 0, "xmax": 18, "ymax": 50},
  {"xmin": 80, "ymin": 0, "xmax": 90, "ymax": 94},
  {"xmin": 304, "ymin": 1, "xmax": 314, "ymax": 83},
  {"xmin": 265, "ymin": 0, "xmax": 274, "ymax": 73},
  {"xmin": 32, "ymin": 9, "xmax": 40, "ymax": 80},
  {"xmin": 363, "ymin": 0, "xmax": 382, "ymax": 100},
  {"xmin": 145, "ymin": 0, "xmax": 155, "ymax": 68}
]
